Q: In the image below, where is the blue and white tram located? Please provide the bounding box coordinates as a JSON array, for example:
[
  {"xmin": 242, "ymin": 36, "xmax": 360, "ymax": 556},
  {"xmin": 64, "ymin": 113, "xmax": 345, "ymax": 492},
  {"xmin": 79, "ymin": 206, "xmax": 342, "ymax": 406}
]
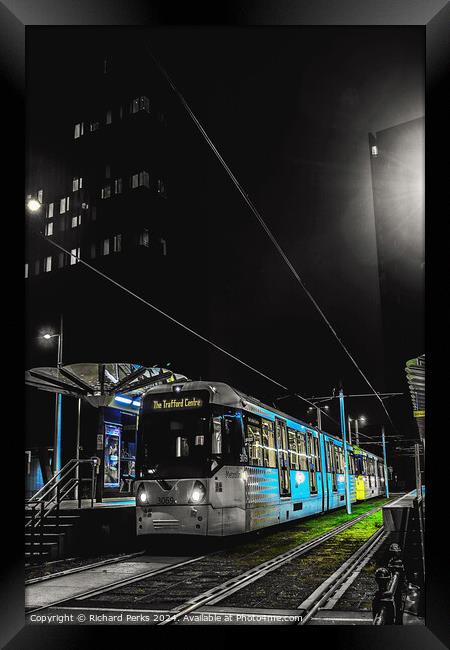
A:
[{"xmin": 134, "ymin": 381, "xmax": 386, "ymax": 537}]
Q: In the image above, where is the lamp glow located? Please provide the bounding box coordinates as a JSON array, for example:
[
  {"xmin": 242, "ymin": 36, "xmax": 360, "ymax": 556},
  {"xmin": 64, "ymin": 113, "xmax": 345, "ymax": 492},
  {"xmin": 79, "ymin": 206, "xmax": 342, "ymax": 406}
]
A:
[{"xmin": 27, "ymin": 198, "xmax": 42, "ymax": 212}]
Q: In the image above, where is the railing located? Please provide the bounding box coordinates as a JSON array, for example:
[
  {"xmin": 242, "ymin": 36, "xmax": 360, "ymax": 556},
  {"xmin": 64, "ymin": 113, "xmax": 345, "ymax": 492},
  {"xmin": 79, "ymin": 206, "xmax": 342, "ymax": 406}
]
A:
[
  {"xmin": 25, "ymin": 457, "xmax": 100, "ymax": 556},
  {"xmin": 372, "ymin": 543, "xmax": 405, "ymax": 625}
]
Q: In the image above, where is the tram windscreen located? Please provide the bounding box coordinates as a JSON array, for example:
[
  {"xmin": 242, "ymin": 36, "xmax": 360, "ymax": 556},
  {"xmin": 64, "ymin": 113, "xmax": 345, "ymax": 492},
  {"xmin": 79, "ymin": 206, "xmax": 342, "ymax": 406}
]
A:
[{"xmin": 139, "ymin": 409, "xmax": 213, "ymax": 478}]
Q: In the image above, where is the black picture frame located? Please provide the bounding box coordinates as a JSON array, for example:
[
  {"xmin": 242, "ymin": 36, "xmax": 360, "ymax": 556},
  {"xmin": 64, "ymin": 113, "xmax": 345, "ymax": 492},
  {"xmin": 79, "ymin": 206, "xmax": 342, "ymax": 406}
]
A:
[{"xmin": 3, "ymin": 1, "xmax": 447, "ymax": 647}]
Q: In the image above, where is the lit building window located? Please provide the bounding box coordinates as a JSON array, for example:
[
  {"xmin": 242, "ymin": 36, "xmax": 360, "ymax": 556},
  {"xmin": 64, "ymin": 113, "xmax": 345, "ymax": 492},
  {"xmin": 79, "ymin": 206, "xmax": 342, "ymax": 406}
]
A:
[
  {"xmin": 44, "ymin": 256, "xmax": 52, "ymax": 273},
  {"xmin": 131, "ymin": 171, "xmax": 150, "ymax": 189},
  {"xmin": 139, "ymin": 229, "xmax": 150, "ymax": 247},
  {"xmin": 130, "ymin": 96, "xmax": 150, "ymax": 114},
  {"xmin": 157, "ymin": 179, "xmax": 166, "ymax": 197},
  {"xmin": 60, "ymin": 196, "xmax": 70, "ymax": 214},
  {"xmin": 72, "ymin": 177, "xmax": 83, "ymax": 192},
  {"xmin": 106, "ymin": 109, "xmax": 112, "ymax": 124},
  {"xmin": 113, "ymin": 234, "xmax": 122, "ymax": 252},
  {"xmin": 371, "ymin": 145, "xmax": 378, "ymax": 157},
  {"xmin": 70, "ymin": 248, "xmax": 80, "ymax": 265},
  {"xmin": 47, "ymin": 202, "xmax": 54, "ymax": 219},
  {"xmin": 45, "ymin": 221, "xmax": 53, "ymax": 236},
  {"xmin": 139, "ymin": 171, "xmax": 149, "ymax": 188},
  {"xmin": 101, "ymin": 185, "xmax": 111, "ymax": 199},
  {"xmin": 25, "ymin": 263, "xmax": 28, "ymax": 279},
  {"xmin": 103, "ymin": 238, "xmax": 110, "ymax": 256},
  {"xmin": 90, "ymin": 121, "xmax": 99, "ymax": 132},
  {"xmin": 114, "ymin": 178, "xmax": 122, "ymax": 194},
  {"xmin": 74, "ymin": 122, "xmax": 84, "ymax": 139},
  {"xmin": 130, "ymin": 98, "xmax": 139, "ymax": 114},
  {"xmin": 37, "ymin": 189, "xmax": 43, "ymax": 203},
  {"xmin": 71, "ymin": 214, "xmax": 82, "ymax": 228},
  {"xmin": 140, "ymin": 96, "xmax": 150, "ymax": 112}
]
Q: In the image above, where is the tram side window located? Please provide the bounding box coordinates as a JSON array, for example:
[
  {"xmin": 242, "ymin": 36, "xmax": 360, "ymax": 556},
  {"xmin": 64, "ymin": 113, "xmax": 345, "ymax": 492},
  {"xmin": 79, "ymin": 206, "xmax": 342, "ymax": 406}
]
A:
[
  {"xmin": 247, "ymin": 424, "xmax": 263, "ymax": 467},
  {"xmin": 223, "ymin": 414, "xmax": 247, "ymax": 464},
  {"xmin": 326, "ymin": 442, "xmax": 335, "ymax": 472},
  {"xmin": 288, "ymin": 428, "xmax": 299, "ymax": 470},
  {"xmin": 261, "ymin": 420, "xmax": 277, "ymax": 468},
  {"xmin": 307, "ymin": 432, "xmax": 321, "ymax": 473},
  {"xmin": 297, "ymin": 432, "xmax": 308, "ymax": 471},
  {"xmin": 313, "ymin": 435, "xmax": 321, "ymax": 472},
  {"xmin": 349, "ymin": 454, "xmax": 355, "ymax": 475},
  {"xmin": 337, "ymin": 447, "xmax": 345, "ymax": 474}
]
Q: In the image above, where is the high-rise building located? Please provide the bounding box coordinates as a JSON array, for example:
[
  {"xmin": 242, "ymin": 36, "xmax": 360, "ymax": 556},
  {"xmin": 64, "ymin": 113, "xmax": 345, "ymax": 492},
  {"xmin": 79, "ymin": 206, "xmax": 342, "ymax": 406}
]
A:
[{"xmin": 369, "ymin": 116, "xmax": 425, "ymax": 395}]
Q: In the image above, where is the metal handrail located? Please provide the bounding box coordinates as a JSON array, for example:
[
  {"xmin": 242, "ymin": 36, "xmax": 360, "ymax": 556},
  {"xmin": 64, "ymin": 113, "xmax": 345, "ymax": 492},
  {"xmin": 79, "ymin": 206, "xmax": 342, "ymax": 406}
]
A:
[
  {"xmin": 25, "ymin": 457, "xmax": 99, "ymax": 537},
  {"xmin": 27, "ymin": 458, "xmax": 98, "ymax": 504},
  {"xmin": 27, "ymin": 458, "xmax": 77, "ymax": 503}
]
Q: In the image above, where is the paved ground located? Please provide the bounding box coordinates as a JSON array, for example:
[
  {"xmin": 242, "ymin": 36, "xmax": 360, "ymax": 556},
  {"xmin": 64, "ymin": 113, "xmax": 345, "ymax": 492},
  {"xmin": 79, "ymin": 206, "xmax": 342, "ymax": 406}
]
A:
[{"xmin": 25, "ymin": 555, "xmax": 192, "ymax": 610}]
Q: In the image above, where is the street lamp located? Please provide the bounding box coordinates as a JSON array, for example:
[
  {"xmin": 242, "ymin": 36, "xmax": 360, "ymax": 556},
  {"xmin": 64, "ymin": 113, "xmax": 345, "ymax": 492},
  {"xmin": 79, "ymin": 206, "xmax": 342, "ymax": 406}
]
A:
[
  {"xmin": 354, "ymin": 415, "xmax": 366, "ymax": 446},
  {"xmin": 308, "ymin": 404, "xmax": 329, "ymax": 430},
  {"xmin": 40, "ymin": 316, "xmax": 64, "ymax": 474},
  {"xmin": 27, "ymin": 198, "xmax": 42, "ymax": 212}
]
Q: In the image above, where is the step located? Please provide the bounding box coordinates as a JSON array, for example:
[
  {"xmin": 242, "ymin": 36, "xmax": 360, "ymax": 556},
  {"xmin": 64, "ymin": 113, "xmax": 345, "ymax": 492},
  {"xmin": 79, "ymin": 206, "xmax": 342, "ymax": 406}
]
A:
[
  {"xmin": 25, "ymin": 532, "xmax": 66, "ymax": 541},
  {"xmin": 25, "ymin": 551, "xmax": 50, "ymax": 560},
  {"xmin": 25, "ymin": 541, "xmax": 59, "ymax": 561}
]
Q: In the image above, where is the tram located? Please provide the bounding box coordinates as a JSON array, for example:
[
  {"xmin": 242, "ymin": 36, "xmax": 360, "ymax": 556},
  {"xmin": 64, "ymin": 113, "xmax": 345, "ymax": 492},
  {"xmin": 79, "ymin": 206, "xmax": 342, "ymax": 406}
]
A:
[{"xmin": 134, "ymin": 381, "xmax": 386, "ymax": 536}]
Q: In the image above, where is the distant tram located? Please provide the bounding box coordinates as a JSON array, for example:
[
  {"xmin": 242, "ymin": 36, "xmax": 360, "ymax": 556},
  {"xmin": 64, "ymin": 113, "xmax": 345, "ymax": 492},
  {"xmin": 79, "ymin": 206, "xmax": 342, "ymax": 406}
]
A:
[{"xmin": 135, "ymin": 381, "xmax": 386, "ymax": 536}]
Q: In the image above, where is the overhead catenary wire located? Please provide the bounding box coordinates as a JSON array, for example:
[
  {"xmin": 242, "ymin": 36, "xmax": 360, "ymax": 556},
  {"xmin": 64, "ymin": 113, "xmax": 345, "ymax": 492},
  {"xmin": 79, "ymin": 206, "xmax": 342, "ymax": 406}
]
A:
[
  {"xmin": 146, "ymin": 48, "xmax": 398, "ymax": 433},
  {"xmin": 38, "ymin": 234, "xmax": 338, "ymax": 427}
]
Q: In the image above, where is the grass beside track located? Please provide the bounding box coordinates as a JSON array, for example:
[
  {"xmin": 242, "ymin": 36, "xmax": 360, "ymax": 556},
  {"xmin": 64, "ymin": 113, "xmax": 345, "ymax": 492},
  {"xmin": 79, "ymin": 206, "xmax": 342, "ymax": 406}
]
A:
[
  {"xmin": 220, "ymin": 504, "xmax": 387, "ymax": 610},
  {"xmin": 225, "ymin": 497, "xmax": 390, "ymax": 567}
]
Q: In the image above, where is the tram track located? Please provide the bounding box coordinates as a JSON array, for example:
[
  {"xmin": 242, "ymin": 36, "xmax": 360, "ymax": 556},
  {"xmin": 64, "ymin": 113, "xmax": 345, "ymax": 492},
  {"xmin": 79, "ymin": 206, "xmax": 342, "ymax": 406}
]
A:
[
  {"xmin": 26, "ymin": 497, "xmax": 395, "ymax": 622},
  {"xmin": 157, "ymin": 501, "xmax": 388, "ymax": 625},
  {"xmin": 297, "ymin": 526, "xmax": 389, "ymax": 624}
]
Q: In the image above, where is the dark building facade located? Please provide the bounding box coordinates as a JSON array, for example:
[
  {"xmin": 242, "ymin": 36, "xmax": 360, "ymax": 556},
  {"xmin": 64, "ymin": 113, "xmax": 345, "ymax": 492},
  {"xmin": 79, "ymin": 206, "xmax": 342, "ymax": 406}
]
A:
[
  {"xmin": 25, "ymin": 34, "xmax": 194, "ymax": 494},
  {"xmin": 369, "ymin": 117, "xmax": 425, "ymax": 479},
  {"xmin": 369, "ymin": 117, "xmax": 425, "ymax": 388}
]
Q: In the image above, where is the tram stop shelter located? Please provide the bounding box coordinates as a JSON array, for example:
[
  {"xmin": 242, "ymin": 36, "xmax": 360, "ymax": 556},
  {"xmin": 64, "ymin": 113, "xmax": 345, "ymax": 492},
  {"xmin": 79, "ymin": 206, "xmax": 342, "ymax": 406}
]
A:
[{"xmin": 25, "ymin": 362, "xmax": 188, "ymax": 504}]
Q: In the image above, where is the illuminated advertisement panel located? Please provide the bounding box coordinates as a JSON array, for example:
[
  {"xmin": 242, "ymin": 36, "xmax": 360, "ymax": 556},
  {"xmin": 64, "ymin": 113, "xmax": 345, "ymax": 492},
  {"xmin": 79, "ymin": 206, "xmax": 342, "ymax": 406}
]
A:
[{"xmin": 104, "ymin": 422, "xmax": 121, "ymax": 487}]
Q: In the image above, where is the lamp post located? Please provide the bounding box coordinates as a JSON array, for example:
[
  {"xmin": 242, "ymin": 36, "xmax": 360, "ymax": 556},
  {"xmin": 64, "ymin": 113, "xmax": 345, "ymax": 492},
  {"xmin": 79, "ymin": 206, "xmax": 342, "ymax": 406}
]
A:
[
  {"xmin": 338, "ymin": 388, "xmax": 352, "ymax": 515},
  {"xmin": 42, "ymin": 314, "xmax": 63, "ymax": 475},
  {"xmin": 307, "ymin": 404, "xmax": 329, "ymax": 430},
  {"xmin": 354, "ymin": 415, "xmax": 366, "ymax": 446}
]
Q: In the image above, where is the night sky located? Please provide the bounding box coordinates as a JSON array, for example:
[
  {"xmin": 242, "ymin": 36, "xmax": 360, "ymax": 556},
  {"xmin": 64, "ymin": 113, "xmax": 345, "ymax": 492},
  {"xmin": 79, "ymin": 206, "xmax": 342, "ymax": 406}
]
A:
[{"xmin": 26, "ymin": 27, "xmax": 424, "ymax": 471}]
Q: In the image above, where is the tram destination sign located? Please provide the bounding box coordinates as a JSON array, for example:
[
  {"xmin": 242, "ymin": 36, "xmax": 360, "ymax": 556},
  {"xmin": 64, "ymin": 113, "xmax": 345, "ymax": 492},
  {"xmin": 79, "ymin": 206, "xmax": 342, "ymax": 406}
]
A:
[{"xmin": 149, "ymin": 395, "xmax": 205, "ymax": 411}]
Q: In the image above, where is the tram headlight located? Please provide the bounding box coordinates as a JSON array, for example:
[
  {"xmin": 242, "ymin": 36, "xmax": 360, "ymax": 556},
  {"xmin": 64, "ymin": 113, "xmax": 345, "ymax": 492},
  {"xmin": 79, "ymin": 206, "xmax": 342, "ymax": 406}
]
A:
[
  {"xmin": 189, "ymin": 481, "xmax": 206, "ymax": 504},
  {"xmin": 137, "ymin": 484, "xmax": 148, "ymax": 504}
]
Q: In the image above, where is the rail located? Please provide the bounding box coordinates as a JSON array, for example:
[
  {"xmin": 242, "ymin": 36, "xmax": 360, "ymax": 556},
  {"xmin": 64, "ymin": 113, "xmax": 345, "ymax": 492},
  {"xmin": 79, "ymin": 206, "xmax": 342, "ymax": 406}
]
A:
[
  {"xmin": 25, "ymin": 457, "xmax": 100, "ymax": 556},
  {"xmin": 372, "ymin": 543, "xmax": 405, "ymax": 625}
]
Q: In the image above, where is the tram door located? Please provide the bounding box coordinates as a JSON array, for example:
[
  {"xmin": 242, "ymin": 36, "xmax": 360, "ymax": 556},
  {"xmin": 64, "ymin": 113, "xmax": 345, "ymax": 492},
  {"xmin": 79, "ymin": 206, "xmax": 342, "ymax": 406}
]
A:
[
  {"xmin": 275, "ymin": 418, "xmax": 291, "ymax": 497},
  {"xmin": 307, "ymin": 432, "xmax": 318, "ymax": 495}
]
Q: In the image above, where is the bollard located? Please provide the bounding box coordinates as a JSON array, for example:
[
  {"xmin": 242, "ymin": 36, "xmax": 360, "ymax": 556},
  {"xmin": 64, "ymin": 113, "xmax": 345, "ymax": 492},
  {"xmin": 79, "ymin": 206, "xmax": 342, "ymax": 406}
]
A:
[
  {"xmin": 373, "ymin": 567, "xmax": 392, "ymax": 624},
  {"xmin": 388, "ymin": 555, "xmax": 405, "ymax": 624}
]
